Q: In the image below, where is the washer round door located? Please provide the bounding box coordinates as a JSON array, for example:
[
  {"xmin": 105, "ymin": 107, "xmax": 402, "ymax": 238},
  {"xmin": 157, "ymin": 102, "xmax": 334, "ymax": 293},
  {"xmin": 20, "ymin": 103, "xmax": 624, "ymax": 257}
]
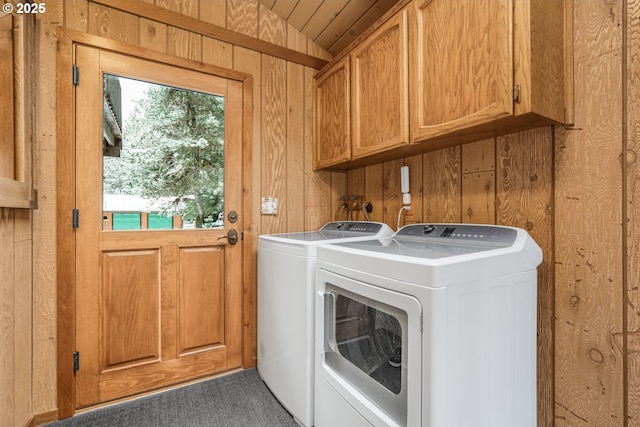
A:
[{"xmin": 316, "ymin": 269, "xmax": 423, "ymax": 427}]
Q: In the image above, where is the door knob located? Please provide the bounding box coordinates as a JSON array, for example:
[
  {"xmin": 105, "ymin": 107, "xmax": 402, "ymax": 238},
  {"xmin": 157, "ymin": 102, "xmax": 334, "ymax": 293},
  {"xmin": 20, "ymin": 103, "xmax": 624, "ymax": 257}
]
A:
[{"xmin": 217, "ymin": 229, "xmax": 238, "ymax": 245}]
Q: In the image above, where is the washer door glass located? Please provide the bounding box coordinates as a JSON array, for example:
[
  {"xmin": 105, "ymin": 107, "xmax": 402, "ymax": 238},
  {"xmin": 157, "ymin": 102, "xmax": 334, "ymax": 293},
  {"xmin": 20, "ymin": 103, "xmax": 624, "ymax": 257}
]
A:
[
  {"xmin": 334, "ymin": 291, "xmax": 403, "ymax": 394},
  {"xmin": 323, "ymin": 282, "xmax": 413, "ymax": 425}
]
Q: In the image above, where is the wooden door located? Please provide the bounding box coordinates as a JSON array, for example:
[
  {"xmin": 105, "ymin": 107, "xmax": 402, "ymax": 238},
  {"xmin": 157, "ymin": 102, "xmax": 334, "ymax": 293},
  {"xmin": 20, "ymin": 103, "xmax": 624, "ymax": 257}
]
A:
[
  {"xmin": 73, "ymin": 45, "xmax": 244, "ymax": 408},
  {"xmin": 409, "ymin": 0, "xmax": 513, "ymax": 143},
  {"xmin": 314, "ymin": 57, "xmax": 351, "ymax": 170},
  {"xmin": 351, "ymin": 8, "xmax": 409, "ymax": 159}
]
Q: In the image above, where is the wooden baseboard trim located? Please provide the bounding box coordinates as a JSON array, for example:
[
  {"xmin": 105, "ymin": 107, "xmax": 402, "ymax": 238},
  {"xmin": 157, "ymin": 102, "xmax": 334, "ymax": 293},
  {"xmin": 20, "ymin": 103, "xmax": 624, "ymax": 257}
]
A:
[{"xmin": 29, "ymin": 410, "xmax": 58, "ymax": 427}]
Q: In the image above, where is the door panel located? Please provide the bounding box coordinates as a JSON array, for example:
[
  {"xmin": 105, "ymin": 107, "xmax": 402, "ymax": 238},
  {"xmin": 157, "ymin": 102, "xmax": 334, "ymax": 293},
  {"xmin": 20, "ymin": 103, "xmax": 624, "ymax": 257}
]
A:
[
  {"xmin": 74, "ymin": 45, "xmax": 244, "ymax": 408},
  {"xmin": 102, "ymin": 249, "xmax": 161, "ymax": 370},
  {"xmin": 178, "ymin": 246, "xmax": 225, "ymax": 354}
]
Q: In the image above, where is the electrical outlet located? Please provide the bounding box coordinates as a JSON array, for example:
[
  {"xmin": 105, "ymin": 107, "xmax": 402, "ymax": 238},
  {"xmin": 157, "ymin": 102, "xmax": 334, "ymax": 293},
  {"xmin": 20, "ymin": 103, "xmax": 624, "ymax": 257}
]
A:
[{"xmin": 261, "ymin": 197, "xmax": 278, "ymax": 215}]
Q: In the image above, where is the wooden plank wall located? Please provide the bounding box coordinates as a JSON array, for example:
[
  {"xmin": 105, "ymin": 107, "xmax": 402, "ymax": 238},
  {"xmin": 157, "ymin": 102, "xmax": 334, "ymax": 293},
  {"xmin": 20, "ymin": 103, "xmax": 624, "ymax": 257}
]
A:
[
  {"xmin": 0, "ymin": 0, "xmax": 633, "ymax": 425},
  {"xmin": 344, "ymin": 2, "xmax": 638, "ymax": 426},
  {"xmin": 0, "ymin": 209, "xmax": 32, "ymax": 427},
  {"xmin": 0, "ymin": 9, "xmax": 37, "ymax": 427},
  {"xmin": 22, "ymin": 0, "xmax": 344, "ymax": 418},
  {"xmin": 30, "ymin": 1, "xmax": 62, "ymax": 423},
  {"xmin": 554, "ymin": 0, "xmax": 626, "ymax": 425},
  {"xmin": 346, "ymin": 130, "xmax": 555, "ymax": 426},
  {"xmin": 628, "ymin": 1, "xmax": 640, "ymax": 426}
]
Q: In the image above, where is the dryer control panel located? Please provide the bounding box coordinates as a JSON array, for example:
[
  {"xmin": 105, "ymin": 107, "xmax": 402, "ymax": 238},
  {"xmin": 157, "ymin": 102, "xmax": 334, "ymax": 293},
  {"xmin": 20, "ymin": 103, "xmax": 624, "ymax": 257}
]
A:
[{"xmin": 396, "ymin": 224, "xmax": 518, "ymax": 246}]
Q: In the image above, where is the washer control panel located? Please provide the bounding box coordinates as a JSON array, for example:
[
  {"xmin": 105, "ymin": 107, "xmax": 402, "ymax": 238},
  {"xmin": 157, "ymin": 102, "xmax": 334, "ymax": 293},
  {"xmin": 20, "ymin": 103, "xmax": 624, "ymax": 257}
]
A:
[
  {"xmin": 396, "ymin": 224, "xmax": 518, "ymax": 246},
  {"xmin": 320, "ymin": 221, "xmax": 384, "ymax": 234}
]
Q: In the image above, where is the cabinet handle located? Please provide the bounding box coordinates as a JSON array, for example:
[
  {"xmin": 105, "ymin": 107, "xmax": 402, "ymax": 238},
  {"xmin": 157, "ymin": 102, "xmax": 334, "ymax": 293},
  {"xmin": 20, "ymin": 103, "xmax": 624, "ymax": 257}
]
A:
[{"xmin": 513, "ymin": 84, "xmax": 521, "ymax": 103}]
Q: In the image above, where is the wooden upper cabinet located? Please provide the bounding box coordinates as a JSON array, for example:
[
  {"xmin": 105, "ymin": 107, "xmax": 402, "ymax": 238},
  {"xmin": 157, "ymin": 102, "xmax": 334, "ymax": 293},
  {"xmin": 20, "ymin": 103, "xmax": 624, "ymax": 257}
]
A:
[
  {"xmin": 314, "ymin": 57, "xmax": 351, "ymax": 169},
  {"xmin": 512, "ymin": 0, "xmax": 567, "ymax": 124},
  {"xmin": 410, "ymin": 0, "xmax": 513, "ymax": 143},
  {"xmin": 351, "ymin": 9, "xmax": 409, "ymax": 159},
  {"xmin": 313, "ymin": 0, "xmax": 570, "ymax": 170}
]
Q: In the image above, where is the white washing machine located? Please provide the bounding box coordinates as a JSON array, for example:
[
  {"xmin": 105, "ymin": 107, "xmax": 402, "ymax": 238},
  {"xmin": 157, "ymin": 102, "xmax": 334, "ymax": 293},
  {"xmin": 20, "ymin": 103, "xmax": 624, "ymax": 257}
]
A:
[
  {"xmin": 258, "ymin": 221, "xmax": 394, "ymax": 426},
  {"xmin": 314, "ymin": 223, "xmax": 542, "ymax": 427}
]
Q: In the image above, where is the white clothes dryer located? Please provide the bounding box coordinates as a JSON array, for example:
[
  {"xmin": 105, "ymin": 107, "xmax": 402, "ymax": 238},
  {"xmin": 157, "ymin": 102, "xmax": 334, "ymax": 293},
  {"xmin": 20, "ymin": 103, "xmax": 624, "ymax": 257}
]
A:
[
  {"xmin": 314, "ymin": 223, "xmax": 542, "ymax": 427},
  {"xmin": 258, "ymin": 221, "xmax": 393, "ymax": 427}
]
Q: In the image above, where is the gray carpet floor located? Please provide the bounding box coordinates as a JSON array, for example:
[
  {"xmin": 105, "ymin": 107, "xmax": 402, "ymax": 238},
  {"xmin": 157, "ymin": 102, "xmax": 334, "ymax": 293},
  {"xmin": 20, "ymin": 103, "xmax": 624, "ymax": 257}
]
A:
[{"xmin": 45, "ymin": 369, "xmax": 299, "ymax": 427}]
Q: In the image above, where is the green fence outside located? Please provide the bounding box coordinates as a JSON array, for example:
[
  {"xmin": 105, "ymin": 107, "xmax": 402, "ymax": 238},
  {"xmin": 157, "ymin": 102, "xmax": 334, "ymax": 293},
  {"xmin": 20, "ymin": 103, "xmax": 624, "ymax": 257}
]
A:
[
  {"xmin": 112, "ymin": 213, "xmax": 173, "ymax": 230},
  {"xmin": 148, "ymin": 213, "xmax": 173, "ymax": 229}
]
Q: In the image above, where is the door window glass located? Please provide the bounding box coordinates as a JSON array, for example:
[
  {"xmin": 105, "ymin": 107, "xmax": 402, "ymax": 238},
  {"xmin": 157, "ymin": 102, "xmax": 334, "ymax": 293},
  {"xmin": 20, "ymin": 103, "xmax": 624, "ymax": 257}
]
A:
[{"xmin": 102, "ymin": 74, "xmax": 225, "ymax": 230}]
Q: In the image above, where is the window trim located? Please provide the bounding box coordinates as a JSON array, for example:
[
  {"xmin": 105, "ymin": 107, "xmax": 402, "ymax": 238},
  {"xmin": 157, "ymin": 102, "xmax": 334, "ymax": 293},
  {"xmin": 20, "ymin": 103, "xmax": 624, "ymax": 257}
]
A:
[{"xmin": 0, "ymin": 12, "xmax": 35, "ymax": 209}]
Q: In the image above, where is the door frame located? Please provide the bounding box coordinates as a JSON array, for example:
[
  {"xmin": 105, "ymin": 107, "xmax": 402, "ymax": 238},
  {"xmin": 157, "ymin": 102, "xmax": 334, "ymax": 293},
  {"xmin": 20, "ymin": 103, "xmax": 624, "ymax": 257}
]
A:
[{"xmin": 56, "ymin": 28, "xmax": 254, "ymax": 419}]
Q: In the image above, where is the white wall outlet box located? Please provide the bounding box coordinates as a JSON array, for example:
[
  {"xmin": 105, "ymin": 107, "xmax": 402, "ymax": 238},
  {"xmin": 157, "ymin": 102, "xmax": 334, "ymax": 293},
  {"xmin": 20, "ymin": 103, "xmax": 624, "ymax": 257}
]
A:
[
  {"xmin": 261, "ymin": 197, "xmax": 278, "ymax": 215},
  {"xmin": 403, "ymin": 192, "xmax": 411, "ymax": 205}
]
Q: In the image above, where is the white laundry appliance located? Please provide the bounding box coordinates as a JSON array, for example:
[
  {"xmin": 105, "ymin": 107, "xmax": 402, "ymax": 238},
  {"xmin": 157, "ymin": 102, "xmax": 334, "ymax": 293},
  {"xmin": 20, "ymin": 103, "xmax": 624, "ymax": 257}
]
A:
[
  {"xmin": 258, "ymin": 221, "xmax": 394, "ymax": 426},
  {"xmin": 314, "ymin": 223, "xmax": 542, "ymax": 427}
]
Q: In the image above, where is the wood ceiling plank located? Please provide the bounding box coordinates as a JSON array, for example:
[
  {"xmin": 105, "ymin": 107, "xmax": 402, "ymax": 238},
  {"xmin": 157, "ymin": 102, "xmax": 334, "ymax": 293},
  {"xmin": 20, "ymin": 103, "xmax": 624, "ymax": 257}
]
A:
[
  {"xmin": 314, "ymin": 0, "xmax": 376, "ymax": 51},
  {"xmin": 325, "ymin": 0, "xmax": 398, "ymax": 55},
  {"xmin": 259, "ymin": 0, "xmax": 399, "ymax": 56},
  {"xmin": 286, "ymin": 0, "xmax": 323, "ymax": 31},
  {"xmin": 270, "ymin": 0, "xmax": 298, "ymax": 20},
  {"xmin": 301, "ymin": 0, "xmax": 349, "ymax": 42}
]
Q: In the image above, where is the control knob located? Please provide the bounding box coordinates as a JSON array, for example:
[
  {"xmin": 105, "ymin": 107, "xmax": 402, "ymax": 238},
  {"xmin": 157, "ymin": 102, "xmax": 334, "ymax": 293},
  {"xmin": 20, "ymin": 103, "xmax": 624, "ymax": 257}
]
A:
[{"xmin": 422, "ymin": 224, "xmax": 436, "ymax": 235}]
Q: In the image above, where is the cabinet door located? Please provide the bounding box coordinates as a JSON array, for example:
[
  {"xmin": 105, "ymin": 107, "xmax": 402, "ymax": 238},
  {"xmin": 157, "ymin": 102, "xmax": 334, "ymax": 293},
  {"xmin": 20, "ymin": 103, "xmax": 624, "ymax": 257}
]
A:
[
  {"xmin": 314, "ymin": 58, "xmax": 351, "ymax": 169},
  {"xmin": 410, "ymin": 0, "xmax": 513, "ymax": 143},
  {"xmin": 351, "ymin": 10, "xmax": 409, "ymax": 159}
]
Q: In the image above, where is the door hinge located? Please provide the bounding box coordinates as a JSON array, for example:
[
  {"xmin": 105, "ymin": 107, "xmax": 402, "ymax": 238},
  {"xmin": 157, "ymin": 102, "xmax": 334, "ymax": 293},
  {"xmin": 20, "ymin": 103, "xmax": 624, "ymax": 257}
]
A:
[
  {"xmin": 72, "ymin": 208, "xmax": 79, "ymax": 229},
  {"xmin": 73, "ymin": 351, "xmax": 80, "ymax": 374},
  {"xmin": 513, "ymin": 84, "xmax": 521, "ymax": 103},
  {"xmin": 72, "ymin": 64, "xmax": 80, "ymax": 86}
]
